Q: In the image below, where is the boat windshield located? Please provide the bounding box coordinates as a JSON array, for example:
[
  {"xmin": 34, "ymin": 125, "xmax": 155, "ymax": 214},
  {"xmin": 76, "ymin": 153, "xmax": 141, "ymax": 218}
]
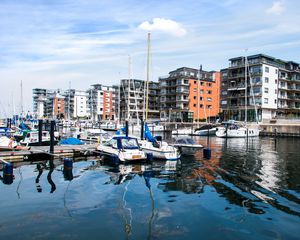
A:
[{"xmin": 121, "ymin": 138, "xmax": 139, "ymax": 149}]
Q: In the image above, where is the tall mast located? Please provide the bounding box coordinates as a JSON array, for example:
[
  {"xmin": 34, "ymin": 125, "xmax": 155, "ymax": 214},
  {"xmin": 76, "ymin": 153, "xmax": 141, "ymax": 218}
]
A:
[
  {"xmin": 245, "ymin": 55, "xmax": 248, "ymax": 124},
  {"xmin": 20, "ymin": 80, "xmax": 24, "ymax": 116},
  {"xmin": 68, "ymin": 81, "xmax": 71, "ymax": 120},
  {"xmin": 118, "ymin": 80, "xmax": 121, "ymax": 122},
  {"xmin": 197, "ymin": 66, "xmax": 201, "ymax": 127},
  {"xmin": 127, "ymin": 55, "xmax": 131, "ymax": 120},
  {"xmin": 145, "ymin": 32, "xmax": 150, "ymax": 121}
]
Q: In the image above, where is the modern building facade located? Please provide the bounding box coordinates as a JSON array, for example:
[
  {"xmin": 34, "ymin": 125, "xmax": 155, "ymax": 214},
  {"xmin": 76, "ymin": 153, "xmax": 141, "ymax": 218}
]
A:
[
  {"xmin": 221, "ymin": 54, "xmax": 300, "ymax": 121},
  {"xmin": 32, "ymin": 88, "xmax": 48, "ymax": 118},
  {"xmin": 46, "ymin": 90, "xmax": 65, "ymax": 119},
  {"xmin": 87, "ymin": 84, "xmax": 115, "ymax": 122},
  {"xmin": 118, "ymin": 79, "xmax": 160, "ymax": 122},
  {"xmin": 159, "ymin": 67, "xmax": 221, "ymax": 122},
  {"xmin": 64, "ymin": 89, "xmax": 88, "ymax": 119}
]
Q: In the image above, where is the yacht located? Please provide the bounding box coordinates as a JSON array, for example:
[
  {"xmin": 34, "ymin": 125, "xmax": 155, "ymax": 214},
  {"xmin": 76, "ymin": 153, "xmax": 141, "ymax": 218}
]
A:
[
  {"xmin": 139, "ymin": 124, "xmax": 180, "ymax": 160},
  {"xmin": 96, "ymin": 135, "xmax": 148, "ymax": 163},
  {"xmin": 20, "ymin": 131, "xmax": 58, "ymax": 146},
  {"xmin": 171, "ymin": 137, "xmax": 203, "ymax": 155},
  {"xmin": 216, "ymin": 121, "xmax": 260, "ymax": 138}
]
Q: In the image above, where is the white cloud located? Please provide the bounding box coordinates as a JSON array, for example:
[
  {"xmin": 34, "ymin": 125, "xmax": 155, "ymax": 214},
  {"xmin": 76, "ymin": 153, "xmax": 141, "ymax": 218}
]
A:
[
  {"xmin": 266, "ymin": 1, "xmax": 284, "ymax": 15},
  {"xmin": 138, "ymin": 18, "xmax": 187, "ymax": 37}
]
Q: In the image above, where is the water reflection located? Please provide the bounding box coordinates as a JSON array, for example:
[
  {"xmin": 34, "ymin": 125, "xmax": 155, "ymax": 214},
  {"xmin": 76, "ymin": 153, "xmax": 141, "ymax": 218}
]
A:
[{"xmin": 0, "ymin": 137, "xmax": 299, "ymax": 239}]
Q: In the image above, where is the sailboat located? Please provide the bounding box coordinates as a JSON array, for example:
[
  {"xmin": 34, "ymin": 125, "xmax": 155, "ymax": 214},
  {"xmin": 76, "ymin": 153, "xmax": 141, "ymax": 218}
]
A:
[{"xmin": 216, "ymin": 56, "xmax": 260, "ymax": 138}]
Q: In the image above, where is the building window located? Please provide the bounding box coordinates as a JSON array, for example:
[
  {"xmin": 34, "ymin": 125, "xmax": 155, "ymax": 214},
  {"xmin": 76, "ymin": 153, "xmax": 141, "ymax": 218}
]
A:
[
  {"xmin": 275, "ymin": 69, "xmax": 278, "ymax": 74},
  {"xmin": 200, "ymin": 90, "xmax": 204, "ymax": 94},
  {"xmin": 193, "ymin": 104, "xmax": 196, "ymax": 107},
  {"xmin": 194, "ymin": 81, "xmax": 197, "ymax": 84},
  {"xmin": 274, "ymin": 99, "xmax": 277, "ymax": 104},
  {"xmin": 265, "ymin": 66, "xmax": 269, "ymax": 73},
  {"xmin": 207, "ymin": 97, "xmax": 212, "ymax": 102},
  {"xmin": 207, "ymin": 105, "xmax": 212, "ymax": 109},
  {"xmin": 264, "ymin": 88, "xmax": 269, "ymax": 93},
  {"xmin": 265, "ymin": 77, "xmax": 269, "ymax": 83},
  {"xmin": 200, "ymin": 82, "xmax": 204, "ymax": 86},
  {"xmin": 193, "ymin": 88, "xmax": 197, "ymax": 92},
  {"xmin": 207, "ymin": 90, "xmax": 212, "ymax": 94},
  {"xmin": 193, "ymin": 96, "xmax": 196, "ymax": 100},
  {"xmin": 207, "ymin": 83, "xmax": 212, "ymax": 87},
  {"xmin": 200, "ymin": 97, "xmax": 203, "ymax": 101},
  {"xmin": 264, "ymin": 98, "xmax": 268, "ymax": 104},
  {"xmin": 275, "ymin": 89, "xmax": 277, "ymax": 94},
  {"xmin": 200, "ymin": 104, "xmax": 203, "ymax": 108}
]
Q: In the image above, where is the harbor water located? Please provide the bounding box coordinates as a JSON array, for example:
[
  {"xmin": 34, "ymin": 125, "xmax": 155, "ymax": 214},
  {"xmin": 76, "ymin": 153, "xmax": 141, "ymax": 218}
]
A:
[{"xmin": 0, "ymin": 136, "xmax": 299, "ymax": 239}]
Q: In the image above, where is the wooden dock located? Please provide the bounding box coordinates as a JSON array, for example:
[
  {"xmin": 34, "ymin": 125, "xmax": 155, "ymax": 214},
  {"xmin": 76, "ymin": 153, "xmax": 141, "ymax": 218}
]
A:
[{"xmin": 0, "ymin": 144, "xmax": 99, "ymax": 162}]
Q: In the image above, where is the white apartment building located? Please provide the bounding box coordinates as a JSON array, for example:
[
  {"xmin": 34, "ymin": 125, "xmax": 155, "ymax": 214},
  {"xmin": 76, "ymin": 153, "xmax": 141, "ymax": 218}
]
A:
[
  {"xmin": 87, "ymin": 84, "xmax": 115, "ymax": 122},
  {"xmin": 221, "ymin": 54, "xmax": 300, "ymax": 121}
]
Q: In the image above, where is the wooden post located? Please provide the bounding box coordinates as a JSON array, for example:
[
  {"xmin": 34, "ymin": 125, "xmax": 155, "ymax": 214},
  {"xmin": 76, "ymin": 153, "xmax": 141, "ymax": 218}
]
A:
[
  {"xmin": 38, "ymin": 119, "xmax": 43, "ymax": 146},
  {"xmin": 50, "ymin": 120, "xmax": 55, "ymax": 154}
]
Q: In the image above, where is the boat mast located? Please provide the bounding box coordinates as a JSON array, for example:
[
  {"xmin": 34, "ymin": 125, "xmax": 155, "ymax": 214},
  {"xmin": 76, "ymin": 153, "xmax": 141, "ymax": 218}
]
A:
[
  {"xmin": 197, "ymin": 66, "xmax": 201, "ymax": 127},
  {"xmin": 127, "ymin": 55, "xmax": 131, "ymax": 121},
  {"xmin": 145, "ymin": 32, "xmax": 150, "ymax": 121},
  {"xmin": 118, "ymin": 80, "xmax": 121, "ymax": 123},
  {"xmin": 68, "ymin": 81, "xmax": 71, "ymax": 120},
  {"xmin": 20, "ymin": 80, "xmax": 24, "ymax": 116},
  {"xmin": 245, "ymin": 55, "xmax": 248, "ymax": 126}
]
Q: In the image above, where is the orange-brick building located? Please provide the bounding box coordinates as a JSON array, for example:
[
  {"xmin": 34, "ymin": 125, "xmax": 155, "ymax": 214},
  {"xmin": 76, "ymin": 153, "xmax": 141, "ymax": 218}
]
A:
[
  {"xmin": 189, "ymin": 71, "xmax": 221, "ymax": 121},
  {"xmin": 159, "ymin": 67, "xmax": 220, "ymax": 122}
]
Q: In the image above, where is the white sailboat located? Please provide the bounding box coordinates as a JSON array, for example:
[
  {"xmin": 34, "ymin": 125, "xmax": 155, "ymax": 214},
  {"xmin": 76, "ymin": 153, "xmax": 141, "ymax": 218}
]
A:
[{"xmin": 216, "ymin": 56, "xmax": 260, "ymax": 138}]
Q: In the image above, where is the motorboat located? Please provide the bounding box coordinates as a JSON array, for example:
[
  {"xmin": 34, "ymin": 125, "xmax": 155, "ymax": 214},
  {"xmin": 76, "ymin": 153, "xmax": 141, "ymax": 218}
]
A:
[
  {"xmin": 20, "ymin": 131, "xmax": 58, "ymax": 146},
  {"xmin": 0, "ymin": 136, "xmax": 30, "ymax": 151},
  {"xmin": 139, "ymin": 123, "xmax": 180, "ymax": 160},
  {"xmin": 172, "ymin": 128, "xmax": 193, "ymax": 135},
  {"xmin": 215, "ymin": 120, "xmax": 260, "ymax": 138},
  {"xmin": 170, "ymin": 137, "xmax": 203, "ymax": 155},
  {"xmin": 96, "ymin": 135, "xmax": 147, "ymax": 163},
  {"xmin": 194, "ymin": 124, "xmax": 217, "ymax": 136}
]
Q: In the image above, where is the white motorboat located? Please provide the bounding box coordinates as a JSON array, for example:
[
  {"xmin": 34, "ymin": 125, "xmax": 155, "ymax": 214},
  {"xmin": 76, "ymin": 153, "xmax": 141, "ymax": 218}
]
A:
[
  {"xmin": 172, "ymin": 128, "xmax": 193, "ymax": 135},
  {"xmin": 20, "ymin": 131, "xmax": 58, "ymax": 146},
  {"xmin": 96, "ymin": 135, "xmax": 147, "ymax": 163},
  {"xmin": 194, "ymin": 125, "xmax": 217, "ymax": 136},
  {"xmin": 170, "ymin": 137, "xmax": 203, "ymax": 155},
  {"xmin": 215, "ymin": 121, "xmax": 260, "ymax": 138},
  {"xmin": 139, "ymin": 123, "xmax": 180, "ymax": 160}
]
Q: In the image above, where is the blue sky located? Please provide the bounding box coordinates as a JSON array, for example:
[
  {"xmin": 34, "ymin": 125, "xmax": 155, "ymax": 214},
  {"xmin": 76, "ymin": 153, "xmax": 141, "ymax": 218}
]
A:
[{"xmin": 0, "ymin": 0, "xmax": 300, "ymax": 117}]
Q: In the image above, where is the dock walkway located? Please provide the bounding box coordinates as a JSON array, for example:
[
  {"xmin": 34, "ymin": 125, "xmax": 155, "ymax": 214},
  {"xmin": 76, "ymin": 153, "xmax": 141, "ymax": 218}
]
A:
[{"xmin": 0, "ymin": 144, "xmax": 98, "ymax": 162}]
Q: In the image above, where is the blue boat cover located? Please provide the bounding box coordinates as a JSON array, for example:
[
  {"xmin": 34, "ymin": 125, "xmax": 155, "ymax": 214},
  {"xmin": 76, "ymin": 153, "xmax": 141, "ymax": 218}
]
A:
[
  {"xmin": 144, "ymin": 123, "xmax": 157, "ymax": 143},
  {"xmin": 59, "ymin": 138, "xmax": 83, "ymax": 145}
]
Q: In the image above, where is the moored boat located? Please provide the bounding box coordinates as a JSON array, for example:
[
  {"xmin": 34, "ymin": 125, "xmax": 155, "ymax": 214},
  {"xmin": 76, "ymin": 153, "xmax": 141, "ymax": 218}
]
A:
[
  {"xmin": 170, "ymin": 137, "xmax": 203, "ymax": 155},
  {"xmin": 96, "ymin": 135, "xmax": 148, "ymax": 163}
]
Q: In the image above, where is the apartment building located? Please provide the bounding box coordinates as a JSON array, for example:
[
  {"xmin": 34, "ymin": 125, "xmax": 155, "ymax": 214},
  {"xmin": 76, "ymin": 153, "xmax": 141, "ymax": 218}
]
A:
[
  {"xmin": 159, "ymin": 67, "xmax": 220, "ymax": 122},
  {"xmin": 46, "ymin": 90, "xmax": 65, "ymax": 119},
  {"xmin": 32, "ymin": 88, "xmax": 48, "ymax": 118},
  {"xmin": 221, "ymin": 54, "xmax": 300, "ymax": 121},
  {"xmin": 64, "ymin": 89, "xmax": 88, "ymax": 119},
  {"xmin": 87, "ymin": 84, "xmax": 115, "ymax": 122},
  {"xmin": 117, "ymin": 79, "xmax": 160, "ymax": 122}
]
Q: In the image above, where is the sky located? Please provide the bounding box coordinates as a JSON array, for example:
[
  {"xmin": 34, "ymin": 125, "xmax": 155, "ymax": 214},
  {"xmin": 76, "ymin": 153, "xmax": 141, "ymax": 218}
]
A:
[{"xmin": 0, "ymin": 0, "xmax": 300, "ymax": 118}]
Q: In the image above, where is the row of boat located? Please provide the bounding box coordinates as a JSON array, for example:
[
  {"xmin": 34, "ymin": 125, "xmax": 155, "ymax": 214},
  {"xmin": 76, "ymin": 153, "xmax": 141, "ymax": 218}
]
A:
[{"xmin": 172, "ymin": 120, "xmax": 260, "ymax": 138}]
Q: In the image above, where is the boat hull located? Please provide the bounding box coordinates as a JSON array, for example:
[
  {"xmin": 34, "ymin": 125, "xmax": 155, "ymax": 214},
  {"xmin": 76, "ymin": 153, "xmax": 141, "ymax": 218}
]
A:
[{"xmin": 216, "ymin": 127, "xmax": 260, "ymax": 138}]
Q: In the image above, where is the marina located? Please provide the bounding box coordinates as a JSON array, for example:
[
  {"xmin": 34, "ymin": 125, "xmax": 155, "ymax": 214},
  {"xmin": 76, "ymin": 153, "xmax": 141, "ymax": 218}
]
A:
[{"xmin": 0, "ymin": 136, "xmax": 299, "ymax": 239}]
